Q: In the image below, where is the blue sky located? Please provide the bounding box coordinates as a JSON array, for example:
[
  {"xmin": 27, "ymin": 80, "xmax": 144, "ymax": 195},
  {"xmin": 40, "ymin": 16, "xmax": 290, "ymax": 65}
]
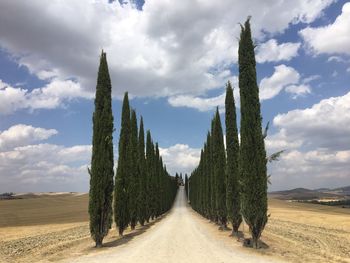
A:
[{"xmin": 0, "ymin": 0, "xmax": 349, "ymax": 192}]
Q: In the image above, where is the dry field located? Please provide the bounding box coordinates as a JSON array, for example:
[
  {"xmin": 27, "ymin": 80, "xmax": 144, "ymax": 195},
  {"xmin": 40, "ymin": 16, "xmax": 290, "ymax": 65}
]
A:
[
  {"xmin": 0, "ymin": 193, "xmax": 165, "ymax": 263},
  {"xmin": 261, "ymin": 198, "xmax": 350, "ymax": 263},
  {"xmin": 0, "ymin": 193, "xmax": 349, "ymax": 262}
]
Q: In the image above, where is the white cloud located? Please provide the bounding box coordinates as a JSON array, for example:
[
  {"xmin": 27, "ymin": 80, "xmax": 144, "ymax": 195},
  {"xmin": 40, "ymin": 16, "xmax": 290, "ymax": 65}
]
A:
[
  {"xmin": 260, "ymin": 65, "xmax": 300, "ymax": 100},
  {"xmin": 168, "ymin": 93, "xmax": 226, "ymax": 112},
  {"xmin": 327, "ymin": 56, "xmax": 347, "ymax": 63},
  {"xmin": 0, "ymin": 124, "xmax": 91, "ymax": 192},
  {"xmin": 285, "ymin": 84, "xmax": 311, "ymax": 99},
  {"xmin": 272, "ymin": 91, "xmax": 350, "ymax": 151},
  {"xmin": 0, "ymin": 0, "xmax": 335, "ymax": 102},
  {"xmin": 0, "ymin": 143, "xmax": 91, "ymax": 192},
  {"xmin": 169, "ymin": 64, "xmax": 314, "ymax": 111},
  {"xmin": 267, "ymin": 91, "xmax": 350, "ymax": 189},
  {"xmin": 269, "ymin": 149, "xmax": 350, "ymax": 190},
  {"xmin": 168, "ymin": 77, "xmax": 239, "ymax": 112},
  {"xmin": 160, "ymin": 144, "xmax": 200, "ymax": 175},
  {"xmin": 0, "ymin": 124, "xmax": 57, "ymax": 151},
  {"xmin": 256, "ymin": 39, "xmax": 300, "ymax": 63},
  {"xmin": 300, "ymin": 2, "xmax": 350, "ymax": 55},
  {"xmin": 0, "ymin": 79, "xmax": 92, "ymax": 115},
  {"xmin": 302, "ymin": 75, "xmax": 321, "ymax": 84}
]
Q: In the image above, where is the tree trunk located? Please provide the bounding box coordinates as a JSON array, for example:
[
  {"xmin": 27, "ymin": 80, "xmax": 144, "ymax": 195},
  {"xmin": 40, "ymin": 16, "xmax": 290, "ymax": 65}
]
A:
[
  {"xmin": 130, "ymin": 220, "xmax": 136, "ymax": 230},
  {"xmin": 252, "ymin": 237, "xmax": 259, "ymax": 249},
  {"xmin": 95, "ymin": 238, "xmax": 103, "ymax": 248}
]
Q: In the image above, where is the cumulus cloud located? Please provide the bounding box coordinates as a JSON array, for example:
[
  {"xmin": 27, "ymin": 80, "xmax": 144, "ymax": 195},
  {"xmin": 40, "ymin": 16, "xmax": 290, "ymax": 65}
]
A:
[
  {"xmin": 272, "ymin": 91, "xmax": 350, "ymax": 151},
  {"xmin": 167, "ymin": 77, "xmax": 239, "ymax": 112},
  {"xmin": 327, "ymin": 56, "xmax": 347, "ymax": 63},
  {"xmin": 168, "ymin": 93, "xmax": 226, "ymax": 112},
  {"xmin": 0, "ymin": 124, "xmax": 91, "ymax": 192},
  {"xmin": 169, "ymin": 64, "xmax": 315, "ymax": 111},
  {"xmin": 269, "ymin": 149, "xmax": 350, "ymax": 190},
  {"xmin": 267, "ymin": 92, "xmax": 350, "ymax": 190},
  {"xmin": 300, "ymin": 2, "xmax": 350, "ymax": 55},
  {"xmin": 285, "ymin": 84, "xmax": 311, "ymax": 99},
  {"xmin": 0, "ymin": 0, "xmax": 335, "ymax": 104},
  {"xmin": 0, "ymin": 79, "xmax": 92, "ymax": 115},
  {"xmin": 160, "ymin": 144, "xmax": 200, "ymax": 175},
  {"xmin": 0, "ymin": 143, "xmax": 91, "ymax": 192},
  {"xmin": 256, "ymin": 39, "xmax": 301, "ymax": 63},
  {"xmin": 0, "ymin": 124, "xmax": 57, "ymax": 151},
  {"xmin": 260, "ymin": 65, "xmax": 300, "ymax": 100}
]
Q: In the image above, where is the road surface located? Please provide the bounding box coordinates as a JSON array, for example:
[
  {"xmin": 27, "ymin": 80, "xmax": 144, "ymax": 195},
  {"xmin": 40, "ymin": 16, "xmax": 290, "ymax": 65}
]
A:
[{"xmin": 65, "ymin": 187, "xmax": 281, "ymax": 263}]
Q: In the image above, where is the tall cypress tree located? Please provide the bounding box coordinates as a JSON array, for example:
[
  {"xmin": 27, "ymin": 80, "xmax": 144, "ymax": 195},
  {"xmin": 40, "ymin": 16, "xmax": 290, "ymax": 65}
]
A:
[
  {"xmin": 225, "ymin": 81, "xmax": 242, "ymax": 235},
  {"xmin": 89, "ymin": 51, "xmax": 114, "ymax": 247},
  {"xmin": 206, "ymin": 131, "xmax": 213, "ymax": 220},
  {"xmin": 239, "ymin": 17, "xmax": 268, "ymax": 248},
  {"xmin": 154, "ymin": 143, "xmax": 162, "ymax": 217},
  {"xmin": 137, "ymin": 117, "xmax": 147, "ymax": 226},
  {"xmin": 145, "ymin": 130, "xmax": 154, "ymax": 221},
  {"xmin": 129, "ymin": 109, "xmax": 139, "ymax": 230},
  {"xmin": 212, "ymin": 108, "xmax": 227, "ymax": 228},
  {"xmin": 210, "ymin": 119, "xmax": 218, "ymax": 222},
  {"xmin": 114, "ymin": 92, "xmax": 131, "ymax": 236}
]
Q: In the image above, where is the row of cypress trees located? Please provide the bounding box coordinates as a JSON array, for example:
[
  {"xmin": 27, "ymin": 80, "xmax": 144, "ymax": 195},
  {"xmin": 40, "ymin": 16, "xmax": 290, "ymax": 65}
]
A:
[
  {"xmin": 188, "ymin": 104, "xmax": 229, "ymax": 229},
  {"xmin": 89, "ymin": 51, "xmax": 178, "ymax": 248},
  {"xmin": 188, "ymin": 18, "xmax": 268, "ymax": 249},
  {"xmin": 114, "ymin": 92, "xmax": 178, "ymax": 237}
]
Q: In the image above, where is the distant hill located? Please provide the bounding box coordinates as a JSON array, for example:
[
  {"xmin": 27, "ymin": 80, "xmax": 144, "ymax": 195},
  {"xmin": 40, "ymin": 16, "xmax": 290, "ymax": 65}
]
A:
[
  {"xmin": 0, "ymin": 192, "xmax": 85, "ymax": 200},
  {"xmin": 269, "ymin": 186, "xmax": 350, "ymax": 201}
]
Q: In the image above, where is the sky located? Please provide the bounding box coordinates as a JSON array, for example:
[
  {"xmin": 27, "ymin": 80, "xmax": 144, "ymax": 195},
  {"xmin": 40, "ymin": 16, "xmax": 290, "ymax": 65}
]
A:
[{"xmin": 0, "ymin": 0, "xmax": 350, "ymax": 192}]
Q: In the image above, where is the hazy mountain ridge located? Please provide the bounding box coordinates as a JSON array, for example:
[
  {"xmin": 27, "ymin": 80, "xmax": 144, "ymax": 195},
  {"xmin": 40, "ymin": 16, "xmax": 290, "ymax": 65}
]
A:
[{"xmin": 269, "ymin": 186, "xmax": 350, "ymax": 200}]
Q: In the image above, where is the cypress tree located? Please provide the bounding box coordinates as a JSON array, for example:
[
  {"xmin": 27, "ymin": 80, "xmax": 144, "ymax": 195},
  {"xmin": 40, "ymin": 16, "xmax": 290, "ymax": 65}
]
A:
[
  {"xmin": 206, "ymin": 131, "xmax": 213, "ymax": 220},
  {"xmin": 137, "ymin": 117, "xmax": 147, "ymax": 226},
  {"xmin": 114, "ymin": 92, "xmax": 131, "ymax": 236},
  {"xmin": 154, "ymin": 143, "xmax": 162, "ymax": 217},
  {"xmin": 225, "ymin": 81, "xmax": 242, "ymax": 236},
  {"xmin": 145, "ymin": 130, "xmax": 155, "ymax": 221},
  {"xmin": 89, "ymin": 51, "xmax": 114, "ymax": 247},
  {"xmin": 202, "ymin": 143, "xmax": 209, "ymax": 217},
  {"xmin": 129, "ymin": 109, "xmax": 139, "ymax": 230},
  {"xmin": 212, "ymin": 108, "xmax": 227, "ymax": 229},
  {"xmin": 239, "ymin": 17, "xmax": 268, "ymax": 248},
  {"xmin": 209, "ymin": 121, "xmax": 217, "ymax": 222},
  {"xmin": 158, "ymin": 156, "xmax": 165, "ymax": 214}
]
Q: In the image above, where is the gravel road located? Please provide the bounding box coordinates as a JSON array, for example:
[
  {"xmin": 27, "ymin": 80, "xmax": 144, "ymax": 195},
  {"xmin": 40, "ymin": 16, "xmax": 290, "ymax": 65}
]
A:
[{"xmin": 64, "ymin": 187, "xmax": 281, "ymax": 263}]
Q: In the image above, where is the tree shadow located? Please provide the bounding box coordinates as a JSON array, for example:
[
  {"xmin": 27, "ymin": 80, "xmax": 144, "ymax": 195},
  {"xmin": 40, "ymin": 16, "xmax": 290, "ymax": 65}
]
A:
[
  {"xmin": 242, "ymin": 238, "xmax": 270, "ymax": 249},
  {"xmin": 230, "ymin": 230, "xmax": 244, "ymax": 239},
  {"xmin": 102, "ymin": 214, "xmax": 168, "ymax": 248}
]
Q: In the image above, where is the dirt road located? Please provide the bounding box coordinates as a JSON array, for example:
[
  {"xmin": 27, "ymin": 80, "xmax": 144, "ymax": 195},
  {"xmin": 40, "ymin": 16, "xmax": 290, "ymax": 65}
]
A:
[{"xmin": 64, "ymin": 187, "xmax": 280, "ymax": 263}]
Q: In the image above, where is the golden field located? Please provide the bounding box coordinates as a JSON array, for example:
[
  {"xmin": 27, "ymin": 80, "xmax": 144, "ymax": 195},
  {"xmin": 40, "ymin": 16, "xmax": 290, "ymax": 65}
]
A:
[{"xmin": 0, "ymin": 193, "xmax": 349, "ymax": 262}]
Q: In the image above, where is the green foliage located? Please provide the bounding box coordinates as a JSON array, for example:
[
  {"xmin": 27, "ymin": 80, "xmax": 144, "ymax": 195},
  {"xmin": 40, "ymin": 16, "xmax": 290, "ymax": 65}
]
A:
[
  {"xmin": 89, "ymin": 51, "xmax": 114, "ymax": 247},
  {"xmin": 189, "ymin": 109, "xmax": 227, "ymax": 227},
  {"xmin": 212, "ymin": 108, "xmax": 227, "ymax": 226},
  {"xmin": 146, "ymin": 131, "xmax": 156, "ymax": 220},
  {"xmin": 114, "ymin": 92, "xmax": 131, "ymax": 236},
  {"xmin": 137, "ymin": 117, "xmax": 147, "ymax": 226},
  {"xmin": 185, "ymin": 174, "xmax": 189, "ymax": 198},
  {"xmin": 128, "ymin": 109, "xmax": 139, "ymax": 230},
  {"xmin": 225, "ymin": 81, "xmax": 242, "ymax": 234},
  {"xmin": 239, "ymin": 17, "xmax": 268, "ymax": 248}
]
